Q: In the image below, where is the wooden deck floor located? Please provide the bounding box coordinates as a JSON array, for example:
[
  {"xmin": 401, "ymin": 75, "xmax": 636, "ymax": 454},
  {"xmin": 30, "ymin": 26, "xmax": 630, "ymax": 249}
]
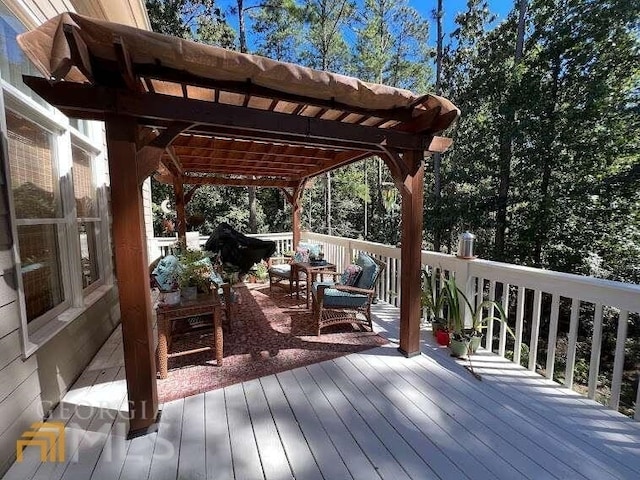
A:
[{"xmin": 5, "ymin": 302, "xmax": 640, "ymax": 480}]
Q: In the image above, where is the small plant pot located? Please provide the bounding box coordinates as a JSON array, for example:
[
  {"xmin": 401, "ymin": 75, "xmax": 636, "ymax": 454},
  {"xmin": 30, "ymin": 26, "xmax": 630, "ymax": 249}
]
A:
[
  {"xmin": 161, "ymin": 289, "xmax": 181, "ymax": 305},
  {"xmin": 470, "ymin": 334, "xmax": 483, "ymax": 353},
  {"xmin": 436, "ymin": 329, "xmax": 450, "ymax": 346},
  {"xmin": 431, "ymin": 319, "xmax": 447, "ymax": 337},
  {"xmin": 449, "ymin": 337, "xmax": 470, "ymax": 358},
  {"xmin": 181, "ymin": 286, "xmax": 197, "ymax": 300}
]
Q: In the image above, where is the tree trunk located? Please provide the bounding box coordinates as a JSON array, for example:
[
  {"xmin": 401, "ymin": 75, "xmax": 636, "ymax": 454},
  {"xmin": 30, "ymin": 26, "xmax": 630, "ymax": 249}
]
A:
[
  {"xmin": 325, "ymin": 172, "xmax": 332, "ymax": 235},
  {"xmin": 533, "ymin": 52, "xmax": 561, "ymax": 266},
  {"xmin": 237, "ymin": 0, "xmax": 257, "ymax": 232},
  {"xmin": 432, "ymin": 0, "xmax": 444, "ymax": 252},
  {"xmin": 495, "ymin": 0, "xmax": 528, "ymax": 260}
]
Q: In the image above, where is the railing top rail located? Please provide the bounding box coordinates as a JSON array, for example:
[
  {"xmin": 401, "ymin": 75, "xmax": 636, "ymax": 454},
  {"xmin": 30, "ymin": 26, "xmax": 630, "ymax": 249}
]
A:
[
  {"xmin": 152, "ymin": 231, "xmax": 640, "ymax": 312},
  {"xmin": 469, "ymin": 259, "xmax": 640, "ymax": 312}
]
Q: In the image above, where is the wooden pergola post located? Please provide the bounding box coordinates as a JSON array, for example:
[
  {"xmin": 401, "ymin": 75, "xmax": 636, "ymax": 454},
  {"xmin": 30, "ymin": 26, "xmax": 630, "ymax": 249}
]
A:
[
  {"xmin": 397, "ymin": 150, "xmax": 424, "ymax": 357},
  {"xmin": 174, "ymin": 176, "xmax": 187, "ymax": 246},
  {"xmin": 105, "ymin": 115, "xmax": 159, "ymax": 436},
  {"xmin": 292, "ymin": 181, "xmax": 305, "ymax": 248}
]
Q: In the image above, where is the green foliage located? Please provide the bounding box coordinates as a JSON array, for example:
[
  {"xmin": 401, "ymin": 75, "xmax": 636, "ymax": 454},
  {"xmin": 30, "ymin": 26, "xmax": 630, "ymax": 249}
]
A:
[
  {"xmin": 420, "ymin": 268, "xmax": 446, "ymax": 323},
  {"xmin": 250, "ymin": 0, "xmax": 307, "ymax": 62},
  {"xmin": 146, "ymin": 0, "xmax": 235, "ymax": 47},
  {"xmin": 176, "ymin": 249, "xmax": 214, "ymax": 290},
  {"xmin": 146, "ymin": 0, "xmax": 640, "ymax": 289}
]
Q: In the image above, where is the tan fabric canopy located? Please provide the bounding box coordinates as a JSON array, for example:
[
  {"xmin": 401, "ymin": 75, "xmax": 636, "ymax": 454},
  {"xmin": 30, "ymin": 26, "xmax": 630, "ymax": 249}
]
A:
[{"xmin": 18, "ymin": 12, "xmax": 458, "ymax": 116}]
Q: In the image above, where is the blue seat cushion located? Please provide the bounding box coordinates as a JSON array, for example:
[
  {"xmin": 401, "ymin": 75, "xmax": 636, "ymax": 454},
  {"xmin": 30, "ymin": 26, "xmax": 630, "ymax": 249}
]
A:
[
  {"xmin": 355, "ymin": 253, "xmax": 380, "ymax": 290},
  {"xmin": 312, "ymin": 281, "xmax": 368, "ymax": 308}
]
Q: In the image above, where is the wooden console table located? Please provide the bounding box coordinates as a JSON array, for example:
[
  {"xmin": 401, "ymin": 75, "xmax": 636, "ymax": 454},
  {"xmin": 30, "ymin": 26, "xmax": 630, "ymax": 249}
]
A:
[{"xmin": 156, "ymin": 292, "xmax": 223, "ymax": 379}]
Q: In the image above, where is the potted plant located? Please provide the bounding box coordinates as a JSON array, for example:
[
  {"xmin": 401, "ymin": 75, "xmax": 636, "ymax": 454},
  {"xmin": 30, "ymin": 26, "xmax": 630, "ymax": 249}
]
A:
[
  {"xmin": 177, "ymin": 249, "xmax": 217, "ymax": 299},
  {"xmin": 255, "ymin": 261, "xmax": 269, "ymax": 283},
  {"xmin": 441, "ymin": 276, "xmax": 513, "ymax": 357},
  {"xmin": 421, "ymin": 268, "xmax": 449, "ymax": 344}
]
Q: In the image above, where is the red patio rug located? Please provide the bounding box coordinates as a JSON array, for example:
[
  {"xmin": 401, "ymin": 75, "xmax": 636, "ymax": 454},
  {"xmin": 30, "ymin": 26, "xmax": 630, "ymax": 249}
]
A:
[{"xmin": 157, "ymin": 283, "xmax": 387, "ymax": 403}]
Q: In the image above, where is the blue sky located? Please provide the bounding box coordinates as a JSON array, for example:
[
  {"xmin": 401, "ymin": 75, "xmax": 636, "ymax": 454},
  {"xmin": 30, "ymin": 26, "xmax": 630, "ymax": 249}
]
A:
[
  {"xmin": 225, "ymin": 0, "xmax": 514, "ymax": 51},
  {"xmin": 409, "ymin": 0, "xmax": 512, "ymax": 45}
]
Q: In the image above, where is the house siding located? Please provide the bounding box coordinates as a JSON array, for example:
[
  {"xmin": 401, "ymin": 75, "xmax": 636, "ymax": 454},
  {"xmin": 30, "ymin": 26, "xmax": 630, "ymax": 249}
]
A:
[{"xmin": 0, "ymin": 0, "xmax": 149, "ymax": 476}]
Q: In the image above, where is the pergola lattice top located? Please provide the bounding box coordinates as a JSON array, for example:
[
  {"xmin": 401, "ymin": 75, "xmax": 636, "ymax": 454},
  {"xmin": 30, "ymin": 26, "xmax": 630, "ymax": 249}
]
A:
[{"xmin": 18, "ymin": 12, "xmax": 459, "ymax": 186}]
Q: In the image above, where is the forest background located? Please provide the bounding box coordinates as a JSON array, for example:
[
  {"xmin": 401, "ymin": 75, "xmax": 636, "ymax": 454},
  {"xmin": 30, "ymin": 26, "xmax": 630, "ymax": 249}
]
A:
[
  {"xmin": 148, "ymin": 0, "xmax": 639, "ymax": 285},
  {"xmin": 146, "ymin": 0, "xmax": 639, "ymax": 413}
]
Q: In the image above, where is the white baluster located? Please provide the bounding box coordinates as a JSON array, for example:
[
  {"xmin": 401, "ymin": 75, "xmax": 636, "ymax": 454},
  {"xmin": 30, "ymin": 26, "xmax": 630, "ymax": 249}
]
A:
[
  {"xmin": 528, "ymin": 289, "xmax": 542, "ymax": 371},
  {"xmin": 514, "ymin": 286, "xmax": 525, "ymax": 365},
  {"xmin": 545, "ymin": 294, "xmax": 560, "ymax": 380},
  {"xmin": 610, "ymin": 310, "xmax": 629, "ymax": 410},
  {"xmin": 588, "ymin": 303, "xmax": 604, "ymax": 400},
  {"xmin": 564, "ymin": 298, "xmax": 580, "ymax": 389},
  {"xmin": 486, "ymin": 281, "xmax": 496, "ymax": 353},
  {"xmin": 498, "ymin": 283, "xmax": 510, "ymax": 357}
]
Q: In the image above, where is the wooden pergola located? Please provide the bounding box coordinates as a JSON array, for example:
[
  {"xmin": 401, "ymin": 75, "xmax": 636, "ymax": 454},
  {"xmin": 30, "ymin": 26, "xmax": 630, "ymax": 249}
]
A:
[{"xmin": 18, "ymin": 13, "xmax": 459, "ymax": 436}]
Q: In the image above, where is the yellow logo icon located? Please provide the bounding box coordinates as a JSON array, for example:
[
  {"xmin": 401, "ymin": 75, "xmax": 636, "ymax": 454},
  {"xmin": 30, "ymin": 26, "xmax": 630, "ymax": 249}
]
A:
[{"xmin": 16, "ymin": 422, "xmax": 65, "ymax": 462}]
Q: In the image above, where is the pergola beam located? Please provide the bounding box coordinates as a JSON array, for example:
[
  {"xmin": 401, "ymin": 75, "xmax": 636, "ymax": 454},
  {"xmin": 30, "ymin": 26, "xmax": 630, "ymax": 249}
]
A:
[
  {"xmin": 23, "ymin": 77, "xmax": 428, "ymax": 151},
  {"xmin": 169, "ymin": 155, "xmax": 322, "ymax": 168},
  {"xmin": 155, "ymin": 174, "xmax": 299, "ymax": 188},
  {"xmin": 135, "ymin": 67, "xmax": 417, "ymax": 123}
]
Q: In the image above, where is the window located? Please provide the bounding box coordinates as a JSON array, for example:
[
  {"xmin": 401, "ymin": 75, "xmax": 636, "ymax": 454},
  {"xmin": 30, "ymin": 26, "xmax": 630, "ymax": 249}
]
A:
[
  {"xmin": 1, "ymin": 2, "xmax": 110, "ymax": 348},
  {"xmin": 72, "ymin": 145, "xmax": 101, "ymax": 289},
  {"xmin": 0, "ymin": 3, "xmax": 47, "ymax": 106},
  {"xmin": 7, "ymin": 110, "xmax": 69, "ymax": 322}
]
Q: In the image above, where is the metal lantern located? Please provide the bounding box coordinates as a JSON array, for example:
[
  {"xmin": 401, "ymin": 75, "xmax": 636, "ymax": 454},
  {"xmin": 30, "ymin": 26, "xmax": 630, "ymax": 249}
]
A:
[{"xmin": 457, "ymin": 231, "xmax": 476, "ymax": 259}]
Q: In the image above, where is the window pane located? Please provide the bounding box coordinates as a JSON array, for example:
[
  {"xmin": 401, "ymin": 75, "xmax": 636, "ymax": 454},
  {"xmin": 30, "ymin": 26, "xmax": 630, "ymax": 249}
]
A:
[
  {"xmin": 72, "ymin": 145, "xmax": 97, "ymax": 217},
  {"xmin": 78, "ymin": 221, "xmax": 100, "ymax": 288},
  {"xmin": 0, "ymin": 3, "xmax": 47, "ymax": 106},
  {"xmin": 6, "ymin": 110, "xmax": 61, "ymax": 218},
  {"xmin": 70, "ymin": 118, "xmax": 90, "ymax": 136},
  {"xmin": 18, "ymin": 224, "xmax": 65, "ymax": 322}
]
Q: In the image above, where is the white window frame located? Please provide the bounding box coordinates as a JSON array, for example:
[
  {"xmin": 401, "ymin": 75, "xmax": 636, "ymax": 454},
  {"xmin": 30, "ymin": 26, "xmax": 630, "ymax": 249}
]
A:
[
  {"xmin": 1, "ymin": 81, "xmax": 113, "ymax": 356},
  {"xmin": 71, "ymin": 140, "xmax": 105, "ymax": 296}
]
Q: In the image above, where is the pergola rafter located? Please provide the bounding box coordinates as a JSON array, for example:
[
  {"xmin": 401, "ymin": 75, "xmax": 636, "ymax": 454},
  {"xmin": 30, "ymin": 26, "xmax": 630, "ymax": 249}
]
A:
[{"xmin": 17, "ymin": 12, "xmax": 460, "ymax": 438}]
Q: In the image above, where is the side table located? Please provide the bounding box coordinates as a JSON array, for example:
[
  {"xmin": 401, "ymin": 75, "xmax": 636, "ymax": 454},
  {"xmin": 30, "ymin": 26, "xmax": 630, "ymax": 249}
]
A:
[
  {"xmin": 156, "ymin": 292, "xmax": 223, "ymax": 379},
  {"xmin": 292, "ymin": 261, "xmax": 337, "ymax": 309}
]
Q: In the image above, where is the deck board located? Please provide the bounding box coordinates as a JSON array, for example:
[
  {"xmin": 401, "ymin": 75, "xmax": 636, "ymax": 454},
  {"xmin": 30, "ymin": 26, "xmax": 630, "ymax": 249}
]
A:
[
  {"xmin": 204, "ymin": 390, "xmax": 233, "ymax": 480},
  {"xmin": 176, "ymin": 394, "xmax": 206, "ymax": 480},
  {"xmin": 259, "ymin": 375, "xmax": 323, "ymax": 480},
  {"xmin": 276, "ymin": 370, "xmax": 352, "ymax": 480},
  {"xmin": 306, "ymin": 362, "xmax": 413, "ymax": 480},
  {"xmin": 360, "ymin": 352, "xmax": 558, "ymax": 480},
  {"xmin": 226, "ymin": 382, "xmax": 265, "ymax": 480},
  {"xmin": 147, "ymin": 399, "xmax": 182, "ymax": 480},
  {"xmin": 4, "ymin": 303, "xmax": 640, "ymax": 480},
  {"xmin": 243, "ymin": 379, "xmax": 293, "ymax": 480},
  {"xmin": 290, "ymin": 367, "xmax": 383, "ymax": 480},
  {"xmin": 339, "ymin": 354, "xmax": 526, "ymax": 480}
]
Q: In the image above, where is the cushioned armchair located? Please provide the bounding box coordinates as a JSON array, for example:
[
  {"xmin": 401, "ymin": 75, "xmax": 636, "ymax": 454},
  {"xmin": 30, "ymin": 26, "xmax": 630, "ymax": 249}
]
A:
[
  {"xmin": 311, "ymin": 253, "xmax": 386, "ymax": 335},
  {"xmin": 268, "ymin": 242, "xmax": 319, "ymax": 294}
]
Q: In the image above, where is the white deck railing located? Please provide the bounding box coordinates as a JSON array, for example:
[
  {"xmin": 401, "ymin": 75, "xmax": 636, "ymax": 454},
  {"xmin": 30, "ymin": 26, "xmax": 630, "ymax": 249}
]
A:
[
  {"xmin": 148, "ymin": 232, "xmax": 294, "ymax": 261},
  {"xmin": 301, "ymin": 232, "xmax": 640, "ymax": 420},
  {"xmin": 149, "ymin": 230, "xmax": 640, "ymax": 419}
]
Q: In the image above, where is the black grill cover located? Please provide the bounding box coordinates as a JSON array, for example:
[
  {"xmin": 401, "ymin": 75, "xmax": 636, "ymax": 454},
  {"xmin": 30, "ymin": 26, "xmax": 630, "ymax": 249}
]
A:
[{"xmin": 204, "ymin": 222, "xmax": 276, "ymax": 274}]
